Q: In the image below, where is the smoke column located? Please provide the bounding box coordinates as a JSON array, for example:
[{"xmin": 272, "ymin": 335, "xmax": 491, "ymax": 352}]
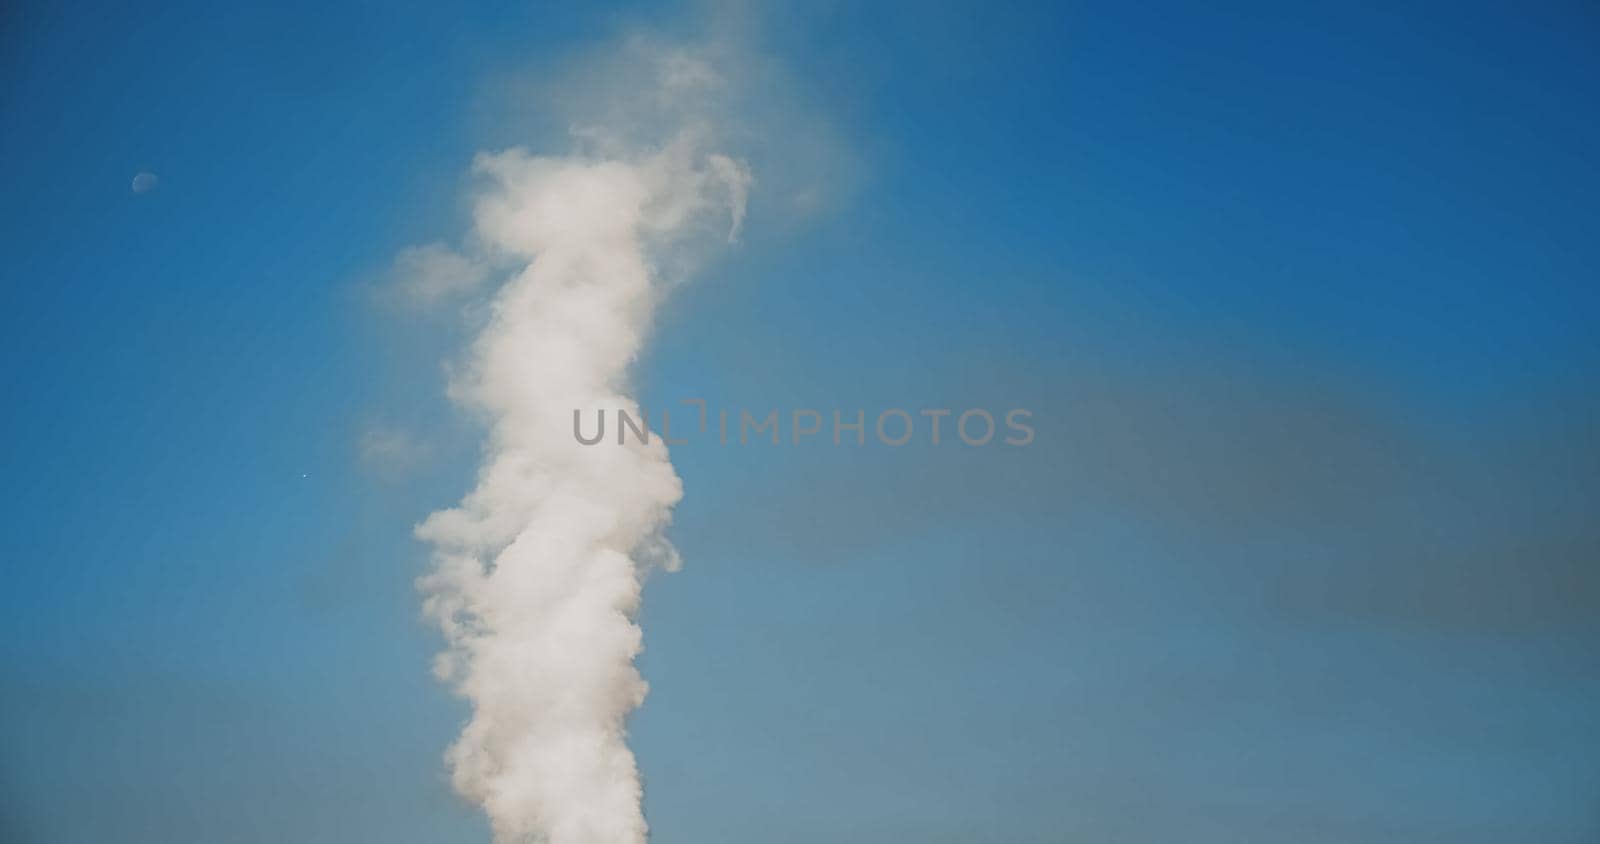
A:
[{"xmin": 413, "ymin": 48, "xmax": 749, "ymax": 844}]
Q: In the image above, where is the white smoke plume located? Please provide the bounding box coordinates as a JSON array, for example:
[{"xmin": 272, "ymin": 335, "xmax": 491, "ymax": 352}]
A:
[{"xmin": 411, "ymin": 42, "xmax": 750, "ymax": 844}]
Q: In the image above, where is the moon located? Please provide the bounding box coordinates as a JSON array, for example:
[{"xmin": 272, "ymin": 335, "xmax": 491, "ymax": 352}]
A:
[{"xmin": 131, "ymin": 172, "xmax": 158, "ymax": 193}]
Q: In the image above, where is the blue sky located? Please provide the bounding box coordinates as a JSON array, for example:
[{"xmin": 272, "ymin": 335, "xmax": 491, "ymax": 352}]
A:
[{"xmin": 2, "ymin": 1, "xmax": 1597, "ymax": 841}]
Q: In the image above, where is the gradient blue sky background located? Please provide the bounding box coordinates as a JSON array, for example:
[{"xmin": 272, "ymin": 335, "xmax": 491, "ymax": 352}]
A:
[{"xmin": 2, "ymin": 1, "xmax": 1597, "ymax": 841}]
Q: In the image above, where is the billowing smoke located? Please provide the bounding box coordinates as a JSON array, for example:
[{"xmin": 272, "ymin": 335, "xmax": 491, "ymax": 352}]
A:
[{"xmin": 410, "ymin": 44, "xmax": 750, "ymax": 844}]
